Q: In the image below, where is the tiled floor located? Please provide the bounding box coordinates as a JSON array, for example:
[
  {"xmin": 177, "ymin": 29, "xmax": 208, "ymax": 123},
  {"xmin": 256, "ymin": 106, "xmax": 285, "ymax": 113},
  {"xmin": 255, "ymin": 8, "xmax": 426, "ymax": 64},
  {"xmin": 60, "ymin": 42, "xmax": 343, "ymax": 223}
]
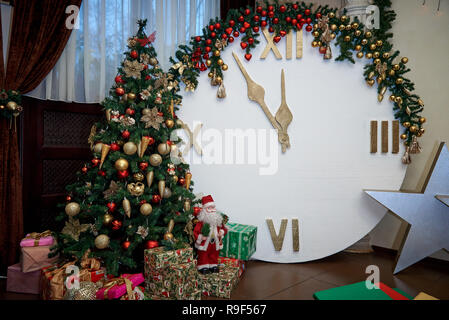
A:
[{"xmin": 1, "ymin": 247, "xmax": 448, "ymax": 300}]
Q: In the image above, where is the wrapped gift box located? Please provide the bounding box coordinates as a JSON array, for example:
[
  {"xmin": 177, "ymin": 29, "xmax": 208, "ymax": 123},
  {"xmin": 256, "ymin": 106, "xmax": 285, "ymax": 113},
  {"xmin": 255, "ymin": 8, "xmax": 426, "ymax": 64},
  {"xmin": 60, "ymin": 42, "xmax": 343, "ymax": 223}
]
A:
[
  {"xmin": 20, "ymin": 231, "xmax": 54, "ymax": 247},
  {"xmin": 6, "ymin": 263, "xmax": 41, "ymax": 295},
  {"xmin": 96, "ymin": 273, "xmax": 144, "ymax": 300},
  {"xmin": 198, "ymin": 264, "xmax": 240, "ymax": 299},
  {"xmin": 217, "ymin": 257, "xmax": 246, "ymax": 278},
  {"xmin": 21, "ymin": 245, "xmax": 59, "ymax": 273},
  {"xmin": 146, "ymin": 259, "xmax": 200, "ymax": 300},
  {"xmin": 220, "ymin": 222, "xmax": 257, "ymax": 261},
  {"xmin": 144, "ymin": 246, "xmax": 193, "ymax": 270},
  {"xmin": 147, "ymin": 289, "xmax": 202, "ymax": 301}
]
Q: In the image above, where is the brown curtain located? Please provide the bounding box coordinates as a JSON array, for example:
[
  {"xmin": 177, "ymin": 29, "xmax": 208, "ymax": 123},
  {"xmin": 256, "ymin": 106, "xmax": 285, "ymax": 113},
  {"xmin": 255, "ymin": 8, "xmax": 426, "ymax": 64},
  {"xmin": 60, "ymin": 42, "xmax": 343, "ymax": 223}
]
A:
[
  {"xmin": 0, "ymin": 0, "xmax": 82, "ymax": 271},
  {"xmin": 221, "ymin": 0, "xmax": 256, "ymax": 19}
]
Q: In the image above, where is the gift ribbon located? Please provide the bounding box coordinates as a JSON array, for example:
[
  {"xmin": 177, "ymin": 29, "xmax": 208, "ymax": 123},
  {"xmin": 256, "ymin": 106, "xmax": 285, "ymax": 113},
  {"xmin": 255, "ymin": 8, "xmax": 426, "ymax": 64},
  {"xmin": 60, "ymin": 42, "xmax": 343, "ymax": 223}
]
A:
[
  {"xmin": 25, "ymin": 230, "xmax": 53, "ymax": 246},
  {"xmin": 102, "ymin": 277, "xmax": 134, "ymax": 300}
]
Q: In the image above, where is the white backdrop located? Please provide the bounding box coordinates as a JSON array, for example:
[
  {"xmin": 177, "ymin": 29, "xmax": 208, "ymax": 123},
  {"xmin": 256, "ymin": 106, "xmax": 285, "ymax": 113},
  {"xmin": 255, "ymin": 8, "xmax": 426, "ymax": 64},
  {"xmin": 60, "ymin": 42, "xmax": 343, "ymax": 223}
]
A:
[{"xmin": 178, "ymin": 31, "xmax": 406, "ymax": 262}]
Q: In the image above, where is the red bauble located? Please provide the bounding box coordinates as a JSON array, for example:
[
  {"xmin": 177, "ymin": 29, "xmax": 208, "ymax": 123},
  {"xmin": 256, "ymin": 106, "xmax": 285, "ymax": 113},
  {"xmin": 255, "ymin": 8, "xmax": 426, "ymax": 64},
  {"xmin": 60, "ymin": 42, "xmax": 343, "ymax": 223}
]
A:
[
  {"xmin": 253, "ymin": 26, "xmax": 259, "ymax": 33},
  {"xmin": 261, "ymin": 20, "xmax": 267, "ymax": 27},
  {"xmin": 273, "ymin": 18, "xmax": 279, "ymax": 25},
  {"xmin": 233, "ymin": 31, "xmax": 240, "ymax": 37},
  {"xmin": 112, "ymin": 220, "xmax": 122, "ymax": 231},
  {"xmin": 239, "ymin": 27, "xmax": 246, "ymax": 34},
  {"xmin": 316, "ymin": 13, "xmax": 322, "ymax": 19},
  {"xmin": 205, "ymin": 46, "xmax": 212, "ymax": 53},
  {"xmin": 107, "ymin": 202, "xmax": 116, "ymax": 212},
  {"xmin": 126, "ymin": 108, "xmax": 135, "ymax": 116},
  {"xmin": 292, "ymin": 19, "xmax": 298, "ymax": 26},
  {"xmin": 117, "ymin": 170, "xmax": 129, "ymax": 179},
  {"xmin": 206, "ymin": 39, "xmax": 212, "ymax": 45},
  {"xmin": 319, "ymin": 46, "xmax": 327, "ymax": 54},
  {"xmin": 193, "ymin": 207, "xmax": 201, "ymax": 215},
  {"xmin": 256, "ymin": 6, "xmax": 262, "ymax": 13},
  {"xmin": 279, "ymin": 30, "xmax": 287, "ymax": 37},
  {"xmin": 210, "ymin": 32, "xmax": 216, "ymax": 38},
  {"xmin": 244, "ymin": 8, "xmax": 251, "ymax": 16},
  {"xmin": 122, "ymin": 130, "xmax": 130, "ymax": 139},
  {"xmin": 253, "ymin": 15, "xmax": 260, "ymax": 22},
  {"xmin": 268, "ymin": 5, "xmax": 274, "ymax": 12},
  {"xmin": 248, "ymin": 37, "xmax": 254, "ymax": 45},
  {"xmin": 245, "ymin": 54, "xmax": 252, "ymax": 61},
  {"xmin": 122, "ymin": 240, "xmax": 131, "ymax": 250},
  {"xmin": 139, "ymin": 200, "xmax": 147, "ymax": 205},
  {"xmin": 139, "ymin": 162, "xmax": 149, "ymax": 171},
  {"xmin": 221, "ymin": 33, "xmax": 228, "ymax": 40},
  {"xmin": 200, "ymin": 63, "xmax": 207, "ymax": 71},
  {"xmin": 145, "ymin": 75, "xmax": 152, "ymax": 81},
  {"xmin": 238, "ymin": 15, "xmax": 244, "ymax": 22},
  {"xmin": 81, "ymin": 166, "xmax": 88, "ymax": 174},
  {"xmin": 228, "ymin": 36, "xmax": 234, "ymax": 43},
  {"xmin": 130, "ymin": 50, "xmax": 138, "ymax": 59},
  {"xmin": 115, "ymin": 87, "xmax": 125, "ymax": 96},
  {"xmin": 98, "ymin": 170, "xmax": 106, "ymax": 177},
  {"xmin": 305, "ymin": 25, "xmax": 313, "ymax": 32},
  {"xmin": 296, "ymin": 14, "xmax": 302, "ymax": 20},
  {"xmin": 194, "ymin": 36, "xmax": 201, "ymax": 42},
  {"xmin": 115, "ymin": 75, "xmax": 124, "ymax": 84},
  {"xmin": 286, "ymin": 16, "xmax": 292, "ymax": 23},
  {"xmin": 225, "ymin": 27, "xmax": 233, "ymax": 35},
  {"xmin": 261, "ymin": 10, "xmax": 267, "ymax": 17},
  {"xmin": 273, "ymin": 36, "xmax": 281, "ymax": 43},
  {"xmin": 306, "ymin": 17, "xmax": 312, "ymax": 24},
  {"xmin": 145, "ymin": 240, "xmax": 159, "ymax": 249},
  {"xmin": 240, "ymin": 42, "xmax": 248, "ymax": 49},
  {"xmin": 268, "ymin": 11, "xmax": 274, "ymax": 18},
  {"xmin": 305, "ymin": 9, "xmax": 311, "ymax": 16},
  {"xmin": 91, "ymin": 158, "xmax": 100, "ymax": 167},
  {"xmin": 268, "ymin": 26, "xmax": 274, "ymax": 33},
  {"xmin": 208, "ymin": 24, "xmax": 215, "ymax": 31},
  {"xmin": 178, "ymin": 178, "xmax": 186, "ymax": 186},
  {"xmin": 147, "ymin": 136, "xmax": 155, "ymax": 145},
  {"xmin": 152, "ymin": 194, "xmax": 161, "ymax": 204},
  {"xmin": 293, "ymin": 4, "xmax": 299, "ymax": 10},
  {"xmin": 300, "ymin": 18, "xmax": 306, "ymax": 24},
  {"xmin": 243, "ymin": 21, "xmax": 250, "ymax": 29},
  {"xmin": 229, "ymin": 20, "xmax": 235, "ymax": 27},
  {"xmin": 214, "ymin": 23, "xmax": 221, "ymax": 30},
  {"xmin": 203, "ymin": 53, "xmax": 210, "ymax": 59},
  {"xmin": 279, "ymin": 5, "xmax": 286, "ymax": 13},
  {"xmin": 110, "ymin": 143, "xmax": 120, "ymax": 152},
  {"xmin": 66, "ymin": 196, "xmax": 72, "ymax": 202}
]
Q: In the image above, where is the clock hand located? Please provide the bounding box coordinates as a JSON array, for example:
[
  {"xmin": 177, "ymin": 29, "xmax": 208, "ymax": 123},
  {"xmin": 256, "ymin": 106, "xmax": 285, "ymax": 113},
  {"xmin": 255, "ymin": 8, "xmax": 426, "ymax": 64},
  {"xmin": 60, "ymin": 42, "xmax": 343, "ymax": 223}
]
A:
[
  {"xmin": 275, "ymin": 69, "xmax": 293, "ymax": 152},
  {"xmin": 232, "ymin": 52, "xmax": 281, "ymax": 132}
]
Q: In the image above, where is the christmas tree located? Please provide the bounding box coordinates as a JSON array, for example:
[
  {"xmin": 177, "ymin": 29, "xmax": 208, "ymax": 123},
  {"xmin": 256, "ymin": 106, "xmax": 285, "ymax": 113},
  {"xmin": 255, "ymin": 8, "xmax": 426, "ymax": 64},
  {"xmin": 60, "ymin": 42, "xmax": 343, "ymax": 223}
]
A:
[{"xmin": 53, "ymin": 20, "xmax": 196, "ymax": 276}]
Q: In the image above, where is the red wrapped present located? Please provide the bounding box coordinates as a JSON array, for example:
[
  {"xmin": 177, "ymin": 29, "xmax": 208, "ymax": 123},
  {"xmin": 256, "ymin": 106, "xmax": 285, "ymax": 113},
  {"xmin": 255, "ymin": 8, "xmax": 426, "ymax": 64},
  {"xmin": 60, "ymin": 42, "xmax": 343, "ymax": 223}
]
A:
[
  {"xmin": 6, "ymin": 263, "xmax": 41, "ymax": 295},
  {"xmin": 218, "ymin": 257, "xmax": 246, "ymax": 278},
  {"xmin": 96, "ymin": 273, "xmax": 144, "ymax": 300}
]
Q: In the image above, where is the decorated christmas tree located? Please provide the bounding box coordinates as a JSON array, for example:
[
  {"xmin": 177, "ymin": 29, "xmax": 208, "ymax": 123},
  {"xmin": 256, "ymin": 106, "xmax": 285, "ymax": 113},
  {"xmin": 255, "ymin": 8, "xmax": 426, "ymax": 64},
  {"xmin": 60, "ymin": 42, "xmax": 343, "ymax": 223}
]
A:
[{"xmin": 53, "ymin": 20, "xmax": 197, "ymax": 276}]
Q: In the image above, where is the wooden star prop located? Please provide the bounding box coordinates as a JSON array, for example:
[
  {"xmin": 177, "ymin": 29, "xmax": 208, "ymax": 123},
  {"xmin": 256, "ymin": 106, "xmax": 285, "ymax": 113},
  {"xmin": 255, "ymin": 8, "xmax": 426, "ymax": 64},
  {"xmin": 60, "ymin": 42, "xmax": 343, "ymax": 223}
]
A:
[{"xmin": 365, "ymin": 142, "xmax": 449, "ymax": 274}]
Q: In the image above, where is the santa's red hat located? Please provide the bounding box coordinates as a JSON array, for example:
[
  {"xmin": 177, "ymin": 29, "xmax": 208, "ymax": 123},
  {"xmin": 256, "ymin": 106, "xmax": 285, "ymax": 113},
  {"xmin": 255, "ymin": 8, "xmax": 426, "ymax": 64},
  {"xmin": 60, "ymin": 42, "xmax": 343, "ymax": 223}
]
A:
[{"xmin": 202, "ymin": 195, "xmax": 215, "ymax": 207}]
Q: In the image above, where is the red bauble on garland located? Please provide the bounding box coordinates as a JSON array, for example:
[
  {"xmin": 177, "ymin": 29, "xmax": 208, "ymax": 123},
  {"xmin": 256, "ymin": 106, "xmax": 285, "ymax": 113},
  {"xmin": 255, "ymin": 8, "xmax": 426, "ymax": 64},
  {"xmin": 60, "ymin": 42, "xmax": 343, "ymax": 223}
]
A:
[
  {"xmin": 139, "ymin": 162, "xmax": 149, "ymax": 171},
  {"xmin": 115, "ymin": 75, "xmax": 124, "ymax": 84},
  {"xmin": 145, "ymin": 240, "xmax": 159, "ymax": 249},
  {"xmin": 122, "ymin": 130, "xmax": 130, "ymax": 139},
  {"xmin": 107, "ymin": 202, "xmax": 116, "ymax": 213},
  {"xmin": 112, "ymin": 220, "xmax": 122, "ymax": 231},
  {"xmin": 91, "ymin": 158, "xmax": 100, "ymax": 167},
  {"xmin": 98, "ymin": 170, "xmax": 106, "ymax": 177},
  {"xmin": 115, "ymin": 87, "xmax": 125, "ymax": 96},
  {"xmin": 122, "ymin": 240, "xmax": 131, "ymax": 250},
  {"xmin": 152, "ymin": 194, "xmax": 161, "ymax": 204},
  {"xmin": 117, "ymin": 170, "xmax": 129, "ymax": 179},
  {"xmin": 305, "ymin": 9, "xmax": 311, "ymax": 16},
  {"xmin": 126, "ymin": 108, "xmax": 135, "ymax": 116},
  {"xmin": 130, "ymin": 50, "xmax": 138, "ymax": 59},
  {"xmin": 110, "ymin": 143, "xmax": 120, "ymax": 152},
  {"xmin": 245, "ymin": 53, "xmax": 253, "ymax": 61},
  {"xmin": 81, "ymin": 166, "xmax": 88, "ymax": 174},
  {"xmin": 193, "ymin": 207, "xmax": 201, "ymax": 215}
]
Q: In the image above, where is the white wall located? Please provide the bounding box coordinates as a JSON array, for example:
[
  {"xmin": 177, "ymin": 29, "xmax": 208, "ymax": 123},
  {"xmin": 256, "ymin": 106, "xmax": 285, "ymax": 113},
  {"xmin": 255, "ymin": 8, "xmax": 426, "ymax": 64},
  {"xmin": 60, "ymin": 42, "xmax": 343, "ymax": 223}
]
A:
[{"xmin": 369, "ymin": 0, "xmax": 449, "ymax": 261}]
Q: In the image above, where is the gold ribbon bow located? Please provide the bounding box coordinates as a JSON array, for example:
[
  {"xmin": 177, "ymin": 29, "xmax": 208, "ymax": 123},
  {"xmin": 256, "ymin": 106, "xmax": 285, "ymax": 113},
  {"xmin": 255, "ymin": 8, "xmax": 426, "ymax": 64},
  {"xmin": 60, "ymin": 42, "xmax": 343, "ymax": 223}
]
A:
[
  {"xmin": 25, "ymin": 230, "xmax": 52, "ymax": 246},
  {"xmin": 102, "ymin": 276, "xmax": 135, "ymax": 300}
]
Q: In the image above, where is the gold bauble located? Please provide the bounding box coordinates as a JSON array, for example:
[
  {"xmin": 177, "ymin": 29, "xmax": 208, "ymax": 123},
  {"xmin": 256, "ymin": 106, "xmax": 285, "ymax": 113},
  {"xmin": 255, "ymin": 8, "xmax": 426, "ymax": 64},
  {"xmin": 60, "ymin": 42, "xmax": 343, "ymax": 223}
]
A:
[
  {"xmin": 339, "ymin": 24, "xmax": 345, "ymax": 31},
  {"xmin": 389, "ymin": 95, "xmax": 396, "ymax": 102},
  {"xmin": 163, "ymin": 232, "xmax": 174, "ymax": 241},
  {"xmin": 419, "ymin": 128, "xmax": 425, "ymax": 134},
  {"xmin": 127, "ymin": 93, "xmax": 136, "ymax": 100},
  {"xmin": 214, "ymin": 50, "xmax": 220, "ymax": 57},
  {"xmin": 172, "ymin": 175, "xmax": 178, "ymax": 183},
  {"xmin": 396, "ymin": 78, "xmax": 404, "ymax": 85},
  {"xmin": 93, "ymin": 143, "xmax": 104, "ymax": 153},
  {"xmin": 0, "ymin": 105, "xmax": 4, "ymax": 110},
  {"xmin": 94, "ymin": 234, "xmax": 110, "ymax": 249},
  {"xmin": 206, "ymin": 60, "xmax": 212, "ymax": 67},
  {"xmin": 403, "ymin": 122, "xmax": 411, "ymax": 128},
  {"xmin": 6, "ymin": 101, "xmax": 17, "ymax": 111},
  {"xmin": 313, "ymin": 24, "xmax": 319, "ymax": 30},
  {"xmin": 123, "ymin": 142, "xmax": 137, "ymax": 155},
  {"xmin": 370, "ymin": 44, "xmax": 377, "ymax": 51},
  {"xmin": 341, "ymin": 15, "xmax": 348, "ymax": 22},
  {"xmin": 374, "ymin": 58, "xmax": 381, "ymax": 65},
  {"xmin": 401, "ymin": 57, "xmax": 409, "ymax": 64},
  {"xmin": 328, "ymin": 12, "xmax": 335, "ymax": 18},
  {"xmin": 330, "ymin": 24, "xmax": 337, "ymax": 31},
  {"xmin": 419, "ymin": 117, "xmax": 427, "ymax": 124},
  {"xmin": 208, "ymin": 72, "xmax": 214, "ymax": 78},
  {"xmin": 373, "ymin": 52, "xmax": 380, "ymax": 58},
  {"xmin": 157, "ymin": 143, "xmax": 171, "ymax": 156},
  {"xmin": 163, "ymin": 187, "xmax": 172, "ymax": 199},
  {"xmin": 400, "ymin": 134, "xmax": 407, "ymax": 140},
  {"xmin": 140, "ymin": 203, "xmax": 153, "ymax": 216},
  {"xmin": 356, "ymin": 52, "xmax": 364, "ymax": 59},
  {"xmin": 330, "ymin": 33, "xmax": 336, "ymax": 40},
  {"xmin": 366, "ymin": 79, "xmax": 375, "ymax": 87},
  {"xmin": 409, "ymin": 125, "xmax": 418, "ymax": 133},
  {"xmin": 365, "ymin": 31, "xmax": 372, "ymax": 38},
  {"xmin": 149, "ymin": 154, "xmax": 162, "ymax": 166},
  {"xmin": 352, "ymin": 22, "xmax": 359, "ymax": 29},
  {"xmin": 344, "ymin": 36, "xmax": 351, "ymax": 42},
  {"xmin": 376, "ymin": 40, "xmax": 383, "ymax": 47},
  {"xmin": 365, "ymin": 53, "xmax": 373, "ymax": 59},
  {"xmin": 389, "ymin": 69, "xmax": 396, "ymax": 77},
  {"xmin": 393, "ymin": 64, "xmax": 400, "ymax": 71},
  {"xmin": 165, "ymin": 119, "xmax": 175, "ymax": 128},
  {"xmin": 65, "ymin": 202, "xmax": 80, "ymax": 217},
  {"xmin": 222, "ymin": 64, "xmax": 228, "ymax": 71},
  {"xmin": 133, "ymin": 172, "xmax": 144, "ymax": 182},
  {"xmin": 103, "ymin": 213, "xmax": 114, "ymax": 226},
  {"xmin": 312, "ymin": 31, "xmax": 320, "ymax": 38},
  {"xmin": 395, "ymin": 96, "xmax": 403, "ymax": 104},
  {"xmin": 142, "ymin": 108, "xmax": 151, "ymax": 115},
  {"xmin": 149, "ymin": 57, "xmax": 158, "ymax": 66},
  {"xmin": 115, "ymin": 158, "xmax": 129, "ymax": 171},
  {"xmin": 317, "ymin": 41, "xmax": 322, "ymax": 47},
  {"xmin": 215, "ymin": 76, "xmax": 222, "ymax": 84},
  {"xmin": 217, "ymin": 59, "xmax": 224, "ymax": 66},
  {"xmin": 383, "ymin": 52, "xmax": 390, "ymax": 59},
  {"xmin": 312, "ymin": 41, "xmax": 319, "ymax": 48},
  {"xmin": 345, "ymin": 24, "xmax": 352, "ymax": 31},
  {"xmin": 355, "ymin": 30, "xmax": 362, "ymax": 37}
]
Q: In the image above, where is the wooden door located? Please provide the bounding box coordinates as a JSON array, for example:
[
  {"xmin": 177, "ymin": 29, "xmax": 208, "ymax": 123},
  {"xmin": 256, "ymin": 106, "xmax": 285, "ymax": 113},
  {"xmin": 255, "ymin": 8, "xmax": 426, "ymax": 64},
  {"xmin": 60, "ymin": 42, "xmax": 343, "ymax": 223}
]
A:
[{"xmin": 21, "ymin": 97, "xmax": 103, "ymax": 233}]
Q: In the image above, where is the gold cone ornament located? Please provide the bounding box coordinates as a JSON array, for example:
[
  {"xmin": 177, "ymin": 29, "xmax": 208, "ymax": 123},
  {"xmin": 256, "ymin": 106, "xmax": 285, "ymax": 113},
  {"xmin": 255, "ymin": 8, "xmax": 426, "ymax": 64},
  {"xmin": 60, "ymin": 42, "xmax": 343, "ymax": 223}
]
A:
[
  {"xmin": 146, "ymin": 171, "xmax": 154, "ymax": 187},
  {"xmin": 139, "ymin": 136, "xmax": 151, "ymax": 158},
  {"xmin": 185, "ymin": 172, "xmax": 192, "ymax": 190},
  {"xmin": 169, "ymin": 99, "xmax": 175, "ymax": 117},
  {"xmin": 106, "ymin": 109, "xmax": 112, "ymax": 123},
  {"xmin": 158, "ymin": 180, "xmax": 165, "ymax": 198},
  {"xmin": 183, "ymin": 199, "xmax": 191, "ymax": 212},
  {"xmin": 164, "ymin": 219, "xmax": 175, "ymax": 241},
  {"xmin": 123, "ymin": 197, "xmax": 131, "ymax": 218},
  {"xmin": 99, "ymin": 144, "xmax": 111, "ymax": 169}
]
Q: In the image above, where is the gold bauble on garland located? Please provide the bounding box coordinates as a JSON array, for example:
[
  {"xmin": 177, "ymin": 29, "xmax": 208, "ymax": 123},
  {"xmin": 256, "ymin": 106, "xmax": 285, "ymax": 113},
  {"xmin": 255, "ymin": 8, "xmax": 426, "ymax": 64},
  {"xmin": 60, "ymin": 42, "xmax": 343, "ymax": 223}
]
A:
[
  {"xmin": 65, "ymin": 202, "xmax": 80, "ymax": 217},
  {"xmin": 93, "ymin": 143, "xmax": 104, "ymax": 153},
  {"xmin": 403, "ymin": 122, "xmax": 411, "ymax": 128},
  {"xmin": 149, "ymin": 154, "xmax": 162, "ymax": 166},
  {"xmin": 157, "ymin": 143, "xmax": 170, "ymax": 156},
  {"xmin": 6, "ymin": 101, "xmax": 17, "ymax": 111},
  {"xmin": 419, "ymin": 117, "xmax": 427, "ymax": 124},
  {"xmin": 165, "ymin": 119, "xmax": 175, "ymax": 128},
  {"xmin": 140, "ymin": 203, "xmax": 153, "ymax": 216},
  {"xmin": 103, "ymin": 213, "xmax": 114, "ymax": 226},
  {"xmin": 94, "ymin": 234, "xmax": 110, "ymax": 249},
  {"xmin": 115, "ymin": 158, "xmax": 129, "ymax": 171},
  {"xmin": 123, "ymin": 142, "xmax": 138, "ymax": 155}
]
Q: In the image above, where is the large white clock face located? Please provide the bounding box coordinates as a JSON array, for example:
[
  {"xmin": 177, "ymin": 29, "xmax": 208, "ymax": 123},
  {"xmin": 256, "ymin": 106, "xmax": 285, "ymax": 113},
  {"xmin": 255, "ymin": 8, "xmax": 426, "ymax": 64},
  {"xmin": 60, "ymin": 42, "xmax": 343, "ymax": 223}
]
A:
[{"xmin": 178, "ymin": 31, "xmax": 406, "ymax": 263}]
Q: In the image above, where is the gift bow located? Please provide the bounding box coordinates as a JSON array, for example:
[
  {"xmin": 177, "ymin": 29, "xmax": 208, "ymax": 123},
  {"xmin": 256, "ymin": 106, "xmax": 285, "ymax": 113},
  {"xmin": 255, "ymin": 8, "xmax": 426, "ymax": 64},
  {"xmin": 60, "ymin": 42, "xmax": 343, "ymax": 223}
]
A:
[
  {"xmin": 25, "ymin": 230, "xmax": 52, "ymax": 246},
  {"xmin": 102, "ymin": 276, "xmax": 134, "ymax": 300}
]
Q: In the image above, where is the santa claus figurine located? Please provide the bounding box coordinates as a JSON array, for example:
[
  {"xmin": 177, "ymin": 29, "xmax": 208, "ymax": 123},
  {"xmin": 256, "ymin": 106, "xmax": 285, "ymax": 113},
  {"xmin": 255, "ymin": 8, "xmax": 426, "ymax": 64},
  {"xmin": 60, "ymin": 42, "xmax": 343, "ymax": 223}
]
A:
[{"xmin": 193, "ymin": 195, "xmax": 228, "ymax": 274}]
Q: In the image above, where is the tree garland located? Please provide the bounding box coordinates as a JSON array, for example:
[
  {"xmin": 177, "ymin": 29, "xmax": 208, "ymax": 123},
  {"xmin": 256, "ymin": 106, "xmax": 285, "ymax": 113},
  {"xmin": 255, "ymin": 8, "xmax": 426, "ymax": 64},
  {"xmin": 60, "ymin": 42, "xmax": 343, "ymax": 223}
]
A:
[{"xmin": 168, "ymin": 0, "xmax": 425, "ymax": 164}]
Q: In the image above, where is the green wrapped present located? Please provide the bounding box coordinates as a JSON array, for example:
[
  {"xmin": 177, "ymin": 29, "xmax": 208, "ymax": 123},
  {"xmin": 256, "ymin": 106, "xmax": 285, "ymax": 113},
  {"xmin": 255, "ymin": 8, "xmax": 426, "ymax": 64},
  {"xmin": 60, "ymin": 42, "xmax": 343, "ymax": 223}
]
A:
[
  {"xmin": 220, "ymin": 222, "xmax": 257, "ymax": 261},
  {"xmin": 199, "ymin": 264, "xmax": 239, "ymax": 299},
  {"xmin": 146, "ymin": 289, "xmax": 202, "ymax": 301},
  {"xmin": 145, "ymin": 260, "xmax": 200, "ymax": 300},
  {"xmin": 144, "ymin": 246, "xmax": 193, "ymax": 270}
]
